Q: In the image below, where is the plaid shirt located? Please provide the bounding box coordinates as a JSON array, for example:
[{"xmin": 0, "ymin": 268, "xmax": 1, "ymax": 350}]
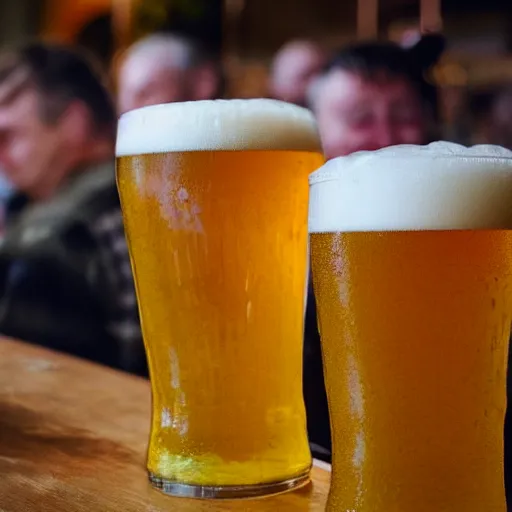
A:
[
  {"xmin": 90, "ymin": 208, "xmax": 144, "ymax": 373},
  {"xmin": 0, "ymin": 163, "xmax": 144, "ymax": 374}
]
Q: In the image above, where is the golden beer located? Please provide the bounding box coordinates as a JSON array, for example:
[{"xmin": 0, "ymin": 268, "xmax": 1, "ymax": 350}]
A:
[
  {"xmin": 309, "ymin": 143, "xmax": 512, "ymax": 511},
  {"xmin": 116, "ymin": 99, "xmax": 323, "ymax": 498}
]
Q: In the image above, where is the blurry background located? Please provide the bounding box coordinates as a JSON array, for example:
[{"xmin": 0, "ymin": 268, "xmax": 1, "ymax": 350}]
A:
[{"xmin": 0, "ymin": 0, "xmax": 509, "ymax": 133}]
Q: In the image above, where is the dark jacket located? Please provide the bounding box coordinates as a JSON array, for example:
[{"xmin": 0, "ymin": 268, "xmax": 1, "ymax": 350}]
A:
[
  {"xmin": 0, "ymin": 163, "xmax": 145, "ymax": 374},
  {"xmin": 304, "ymin": 279, "xmax": 331, "ymax": 462}
]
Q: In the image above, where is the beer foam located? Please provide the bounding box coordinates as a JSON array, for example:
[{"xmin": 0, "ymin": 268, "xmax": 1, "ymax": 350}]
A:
[
  {"xmin": 116, "ymin": 99, "xmax": 321, "ymax": 156},
  {"xmin": 309, "ymin": 142, "xmax": 512, "ymax": 232}
]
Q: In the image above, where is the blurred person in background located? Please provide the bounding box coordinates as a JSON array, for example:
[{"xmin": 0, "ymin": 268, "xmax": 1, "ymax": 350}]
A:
[
  {"xmin": 309, "ymin": 35, "xmax": 445, "ymax": 160},
  {"xmin": 0, "ymin": 42, "xmax": 144, "ymax": 375},
  {"xmin": 117, "ymin": 33, "xmax": 223, "ymax": 114},
  {"xmin": 488, "ymin": 87, "xmax": 512, "ymax": 150},
  {"xmin": 0, "ymin": 172, "xmax": 15, "ymax": 234},
  {"xmin": 304, "ymin": 35, "xmax": 445, "ymax": 462},
  {"xmin": 451, "ymin": 87, "xmax": 512, "ymax": 150},
  {"xmin": 450, "ymin": 89, "xmax": 495, "ymax": 146},
  {"xmin": 270, "ymin": 40, "xmax": 328, "ymax": 107}
]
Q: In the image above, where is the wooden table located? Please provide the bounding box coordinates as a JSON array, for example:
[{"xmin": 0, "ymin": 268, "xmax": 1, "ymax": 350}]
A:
[{"xmin": 0, "ymin": 338, "xmax": 330, "ymax": 511}]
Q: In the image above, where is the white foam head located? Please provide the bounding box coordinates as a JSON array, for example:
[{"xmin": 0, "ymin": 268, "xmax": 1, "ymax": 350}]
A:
[
  {"xmin": 116, "ymin": 99, "xmax": 321, "ymax": 156},
  {"xmin": 309, "ymin": 142, "xmax": 512, "ymax": 233}
]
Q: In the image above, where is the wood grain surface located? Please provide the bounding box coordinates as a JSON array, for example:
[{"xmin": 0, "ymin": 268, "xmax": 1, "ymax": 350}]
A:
[{"xmin": 0, "ymin": 338, "xmax": 330, "ymax": 511}]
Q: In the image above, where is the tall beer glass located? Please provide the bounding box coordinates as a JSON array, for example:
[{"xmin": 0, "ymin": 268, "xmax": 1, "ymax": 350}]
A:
[
  {"xmin": 116, "ymin": 100, "xmax": 323, "ymax": 498},
  {"xmin": 309, "ymin": 142, "xmax": 512, "ymax": 511}
]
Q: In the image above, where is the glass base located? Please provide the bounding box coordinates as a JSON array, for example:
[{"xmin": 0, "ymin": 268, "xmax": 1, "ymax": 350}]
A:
[{"xmin": 148, "ymin": 469, "xmax": 311, "ymax": 499}]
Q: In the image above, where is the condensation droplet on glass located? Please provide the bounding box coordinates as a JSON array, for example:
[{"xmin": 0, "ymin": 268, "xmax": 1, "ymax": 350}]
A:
[
  {"xmin": 169, "ymin": 347, "xmax": 180, "ymax": 390},
  {"xmin": 177, "ymin": 187, "xmax": 189, "ymax": 202},
  {"xmin": 161, "ymin": 408, "xmax": 172, "ymax": 428}
]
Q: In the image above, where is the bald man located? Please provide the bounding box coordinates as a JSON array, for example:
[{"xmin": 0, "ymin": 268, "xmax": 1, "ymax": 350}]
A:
[
  {"xmin": 117, "ymin": 34, "xmax": 222, "ymax": 114},
  {"xmin": 270, "ymin": 40, "xmax": 327, "ymax": 107}
]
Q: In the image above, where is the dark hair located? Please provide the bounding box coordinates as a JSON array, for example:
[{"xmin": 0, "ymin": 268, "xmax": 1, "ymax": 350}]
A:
[
  {"xmin": 76, "ymin": 14, "xmax": 115, "ymax": 69},
  {"xmin": 0, "ymin": 42, "xmax": 116, "ymax": 137},
  {"xmin": 325, "ymin": 35, "xmax": 445, "ymax": 116},
  {"xmin": 159, "ymin": 31, "xmax": 226, "ymax": 98}
]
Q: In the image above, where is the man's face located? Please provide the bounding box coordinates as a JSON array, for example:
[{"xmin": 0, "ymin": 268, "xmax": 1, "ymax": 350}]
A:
[
  {"xmin": 316, "ymin": 69, "xmax": 428, "ymax": 160},
  {"xmin": 0, "ymin": 89, "xmax": 65, "ymax": 196},
  {"xmin": 118, "ymin": 63, "xmax": 190, "ymax": 115},
  {"xmin": 272, "ymin": 47, "xmax": 326, "ymax": 106}
]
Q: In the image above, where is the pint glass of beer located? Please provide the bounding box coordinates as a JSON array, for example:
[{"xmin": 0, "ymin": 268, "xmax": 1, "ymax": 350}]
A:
[
  {"xmin": 309, "ymin": 142, "xmax": 512, "ymax": 511},
  {"xmin": 116, "ymin": 100, "xmax": 323, "ymax": 498}
]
